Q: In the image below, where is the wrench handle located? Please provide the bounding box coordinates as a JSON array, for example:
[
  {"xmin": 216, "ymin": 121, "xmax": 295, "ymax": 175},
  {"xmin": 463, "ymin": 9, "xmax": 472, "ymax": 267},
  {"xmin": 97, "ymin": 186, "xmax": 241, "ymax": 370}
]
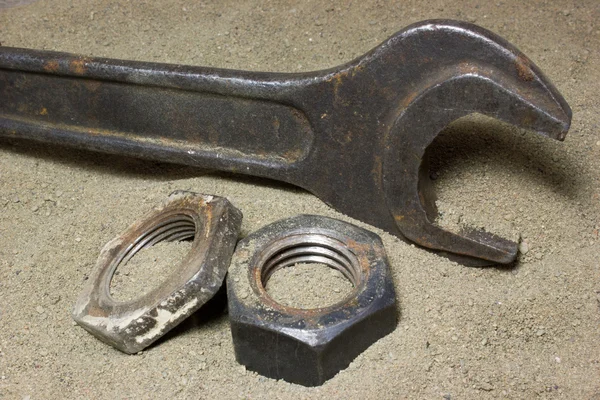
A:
[{"xmin": 0, "ymin": 48, "xmax": 314, "ymax": 182}]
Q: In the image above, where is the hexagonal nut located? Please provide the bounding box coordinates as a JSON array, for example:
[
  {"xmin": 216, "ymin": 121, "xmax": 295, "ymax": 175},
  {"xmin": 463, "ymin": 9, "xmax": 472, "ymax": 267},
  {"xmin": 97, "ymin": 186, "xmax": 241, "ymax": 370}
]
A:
[
  {"xmin": 227, "ymin": 215, "xmax": 397, "ymax": 386},
  {"xmin": 72, "ymin": 191, "xmax": 242, "ymax": 354}
]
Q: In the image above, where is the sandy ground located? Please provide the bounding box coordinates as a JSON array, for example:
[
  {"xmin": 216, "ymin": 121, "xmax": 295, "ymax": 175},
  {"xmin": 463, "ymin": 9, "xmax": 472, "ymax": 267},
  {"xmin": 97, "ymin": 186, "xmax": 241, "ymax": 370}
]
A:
[{"xmin": 1, "ymin": 0, "xmax": 599, "ymax": 398}]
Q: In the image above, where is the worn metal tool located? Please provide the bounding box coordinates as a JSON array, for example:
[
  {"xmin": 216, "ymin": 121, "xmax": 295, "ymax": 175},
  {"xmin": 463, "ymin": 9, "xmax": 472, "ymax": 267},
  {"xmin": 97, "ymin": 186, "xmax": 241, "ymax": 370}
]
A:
[{"xmin": 0, "ymin": 20, "xmax": 571, "ymax": 265}]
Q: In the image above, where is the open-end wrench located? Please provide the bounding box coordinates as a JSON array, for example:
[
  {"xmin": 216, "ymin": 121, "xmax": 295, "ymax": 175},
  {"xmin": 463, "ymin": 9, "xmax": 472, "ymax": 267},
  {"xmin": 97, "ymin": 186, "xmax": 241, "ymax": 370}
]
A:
[{"xmin": 0, "ymin": 20, "xmax": 571, "ymax": 266}]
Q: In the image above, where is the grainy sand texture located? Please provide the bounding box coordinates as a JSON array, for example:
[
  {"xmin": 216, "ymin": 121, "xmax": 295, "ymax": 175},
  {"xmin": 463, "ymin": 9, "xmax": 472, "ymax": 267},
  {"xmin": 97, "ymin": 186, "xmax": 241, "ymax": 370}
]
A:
[{"xmin": 1, "ymin": 1, "xmax": 599, "ymax": 399}]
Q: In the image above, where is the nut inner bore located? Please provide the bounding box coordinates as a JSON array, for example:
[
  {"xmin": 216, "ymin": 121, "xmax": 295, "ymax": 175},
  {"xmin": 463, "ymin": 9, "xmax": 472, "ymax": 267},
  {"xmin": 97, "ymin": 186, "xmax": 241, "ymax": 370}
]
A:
[
  {"xmin": 256, "ymin": 234, "xmax": 364, "ymax": 307},
  {"xmin": 108, "ymin": 213, "xmax": 197, "ymax": 302}
]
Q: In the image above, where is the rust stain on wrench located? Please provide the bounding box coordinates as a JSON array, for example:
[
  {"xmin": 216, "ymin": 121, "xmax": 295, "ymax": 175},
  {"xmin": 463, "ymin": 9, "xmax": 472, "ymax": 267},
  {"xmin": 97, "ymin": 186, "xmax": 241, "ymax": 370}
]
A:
[{"xmin": 0, "ymin": 20, "xmax": 571, "ymax": 266}]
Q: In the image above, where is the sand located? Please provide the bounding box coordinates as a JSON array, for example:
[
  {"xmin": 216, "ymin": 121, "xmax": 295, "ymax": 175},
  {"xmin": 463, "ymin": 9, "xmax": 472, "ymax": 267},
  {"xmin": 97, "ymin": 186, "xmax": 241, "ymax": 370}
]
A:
[{"xmin": 0, "ymin": 0, "xmax": 599, "ymax": 398}]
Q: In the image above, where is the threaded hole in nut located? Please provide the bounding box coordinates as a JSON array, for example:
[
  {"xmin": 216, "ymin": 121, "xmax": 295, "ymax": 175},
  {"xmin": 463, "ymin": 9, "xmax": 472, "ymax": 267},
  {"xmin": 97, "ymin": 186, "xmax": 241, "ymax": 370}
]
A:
[
  {"xmin": 259, "ymin": 234, "xmax": 363, "ymax": 309},
  {"xmin": 109, "ymin": 214, "xmax": 196, "ymax": 302},
  {"xmin": 266, "ymin": 263, "xmax": 354, "ymax": 309}
]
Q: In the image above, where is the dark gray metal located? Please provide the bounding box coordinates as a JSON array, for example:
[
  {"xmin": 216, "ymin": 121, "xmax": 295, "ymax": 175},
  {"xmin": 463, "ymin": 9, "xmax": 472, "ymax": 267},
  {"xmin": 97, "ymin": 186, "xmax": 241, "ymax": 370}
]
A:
[
  {"xmin": 227, "ymin": 215, "xmax": 397, "ymax": 386},
  {"xmin": 72, "ymin": 191, "xmax": 243, "ymax": 354},
  {"xmin": 0, "ymin": 20, "xmax": 572, "ymax": 265}
]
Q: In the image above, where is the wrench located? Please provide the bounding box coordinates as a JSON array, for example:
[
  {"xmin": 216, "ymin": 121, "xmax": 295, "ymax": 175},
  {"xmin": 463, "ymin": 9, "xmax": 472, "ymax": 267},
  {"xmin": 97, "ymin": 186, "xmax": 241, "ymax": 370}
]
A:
[{"xmin": 0, "ymin": 20, "xmax": 571, "ymax": 266}]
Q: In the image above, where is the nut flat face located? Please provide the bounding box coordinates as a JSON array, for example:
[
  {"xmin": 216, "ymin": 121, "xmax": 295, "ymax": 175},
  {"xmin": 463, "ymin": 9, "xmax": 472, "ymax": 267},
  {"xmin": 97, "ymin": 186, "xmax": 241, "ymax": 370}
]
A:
[
  {"xmin": 72, "ymin": 191, "xmax": 242, "ymax": 354},
  {"xmin": 227, "ymin": 215, "xmax": 397, "ymax": 386}
]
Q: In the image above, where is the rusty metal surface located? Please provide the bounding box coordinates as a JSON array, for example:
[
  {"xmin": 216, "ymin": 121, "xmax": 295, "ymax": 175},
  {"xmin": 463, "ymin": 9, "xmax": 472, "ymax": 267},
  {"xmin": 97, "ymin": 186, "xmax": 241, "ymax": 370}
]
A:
[
  {"xmin": 0, "ymin": 20, "xmax": 572, "ymax": 265},
  {"xmin": 227, "ymin": 215, "xmax": 397, "ymax": 386},
  {"xmin": 71, "ymin": 191, "xmax": 242, "ymax": 354}
]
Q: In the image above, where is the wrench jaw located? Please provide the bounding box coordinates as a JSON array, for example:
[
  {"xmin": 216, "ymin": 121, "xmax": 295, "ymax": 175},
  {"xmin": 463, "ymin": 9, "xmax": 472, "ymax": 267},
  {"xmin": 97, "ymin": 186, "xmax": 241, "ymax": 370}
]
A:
[
  {"xmin": 379, "ymin": 21, "xmax": 572, "ymax": 265},
  {"xmin": 412, "ymin": 157, "xmax": 518, "ymax": 265},
  {"xmin": 473, "ymin": 55, "xmax": 572, "ymax": 143},
  {"xmin": 384, "ymin": 73, "xmax": 571, "ymax": 265}
]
